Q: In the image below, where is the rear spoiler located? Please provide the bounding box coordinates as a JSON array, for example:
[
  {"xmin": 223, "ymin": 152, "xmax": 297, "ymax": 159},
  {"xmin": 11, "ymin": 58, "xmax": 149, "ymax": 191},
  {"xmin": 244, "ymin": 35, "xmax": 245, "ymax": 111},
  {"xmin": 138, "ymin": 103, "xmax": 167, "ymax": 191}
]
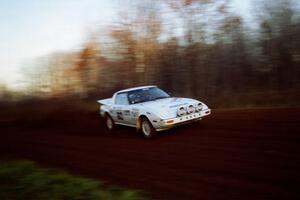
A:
[{"xmin": 97, "ymin": 98, "xmax": 113, "ymax": 105}]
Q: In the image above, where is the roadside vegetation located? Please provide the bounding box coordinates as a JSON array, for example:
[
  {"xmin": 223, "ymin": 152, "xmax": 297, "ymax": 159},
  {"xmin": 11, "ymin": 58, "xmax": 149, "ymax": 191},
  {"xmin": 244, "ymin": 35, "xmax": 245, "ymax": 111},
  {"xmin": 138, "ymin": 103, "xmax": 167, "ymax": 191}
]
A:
[{"xmin": 0, "ymin": 160, "xmax": 149, "ymax": 200}]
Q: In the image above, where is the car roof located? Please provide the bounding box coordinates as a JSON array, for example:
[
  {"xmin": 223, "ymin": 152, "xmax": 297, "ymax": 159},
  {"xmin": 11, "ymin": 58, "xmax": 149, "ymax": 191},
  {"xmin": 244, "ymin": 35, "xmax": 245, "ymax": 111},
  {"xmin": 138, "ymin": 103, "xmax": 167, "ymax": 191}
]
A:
[{"xmin": 116, "ymin": 85, "xmax": 157, "ymax": 94}]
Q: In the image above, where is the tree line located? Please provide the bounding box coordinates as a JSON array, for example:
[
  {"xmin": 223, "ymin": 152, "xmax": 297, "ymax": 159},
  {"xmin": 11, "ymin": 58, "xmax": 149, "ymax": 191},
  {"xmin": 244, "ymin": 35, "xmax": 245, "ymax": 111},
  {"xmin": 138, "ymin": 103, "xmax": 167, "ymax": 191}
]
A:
[{"xmin": 22, "ymin": 0, "xmax": 300, "ymax": 107}]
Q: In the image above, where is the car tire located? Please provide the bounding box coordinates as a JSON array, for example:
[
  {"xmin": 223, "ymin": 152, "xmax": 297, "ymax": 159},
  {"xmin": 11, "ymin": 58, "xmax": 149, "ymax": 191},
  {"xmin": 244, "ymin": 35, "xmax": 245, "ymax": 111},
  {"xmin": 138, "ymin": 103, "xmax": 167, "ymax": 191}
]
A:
[
  {"xmin": 105, "ymin": 114, "xmax": 115, "ymax": 131},
  {"xmin": 141, "ymin": 118, "xmax": 155, "ymax": 139}
]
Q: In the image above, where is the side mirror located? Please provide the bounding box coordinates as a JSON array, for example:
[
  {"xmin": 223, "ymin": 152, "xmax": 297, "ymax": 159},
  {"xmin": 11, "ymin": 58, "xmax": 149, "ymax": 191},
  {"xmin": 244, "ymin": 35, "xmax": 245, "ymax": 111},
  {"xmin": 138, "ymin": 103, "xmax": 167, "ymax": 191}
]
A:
[{"xmin": 168, "ymin": 92, "xmax": 172, "ymax": 96}]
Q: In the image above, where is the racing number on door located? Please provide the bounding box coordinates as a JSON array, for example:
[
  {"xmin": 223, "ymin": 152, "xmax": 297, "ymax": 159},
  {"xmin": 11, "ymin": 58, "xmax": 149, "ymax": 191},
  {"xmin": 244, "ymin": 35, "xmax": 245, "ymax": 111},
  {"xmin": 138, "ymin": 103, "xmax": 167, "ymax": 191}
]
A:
[{"xmin": 117, "ymin": 111, "xmax": 123, "ymax": 120}]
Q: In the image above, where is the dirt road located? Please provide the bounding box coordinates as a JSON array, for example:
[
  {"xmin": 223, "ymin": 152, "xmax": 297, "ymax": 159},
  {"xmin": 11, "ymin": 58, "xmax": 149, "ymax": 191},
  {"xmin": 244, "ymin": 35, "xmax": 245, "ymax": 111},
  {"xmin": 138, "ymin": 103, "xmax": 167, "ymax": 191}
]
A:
[{"xmin": 1, "ymin": 108, "xmax": 300, "ymax": 200}]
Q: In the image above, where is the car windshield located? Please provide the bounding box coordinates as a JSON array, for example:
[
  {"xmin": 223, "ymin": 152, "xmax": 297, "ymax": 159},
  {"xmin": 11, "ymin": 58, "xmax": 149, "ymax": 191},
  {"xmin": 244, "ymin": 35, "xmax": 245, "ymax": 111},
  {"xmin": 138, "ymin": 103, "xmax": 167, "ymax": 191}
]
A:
[{"xmin": 128, "ymin": 87, "xmax": 170, "ymax": 104}]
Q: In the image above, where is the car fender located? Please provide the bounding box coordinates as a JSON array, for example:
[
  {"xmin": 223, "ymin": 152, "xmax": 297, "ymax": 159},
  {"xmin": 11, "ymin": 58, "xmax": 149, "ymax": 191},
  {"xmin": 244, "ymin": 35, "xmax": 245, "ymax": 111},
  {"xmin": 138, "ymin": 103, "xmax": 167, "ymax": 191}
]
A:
[
  {"xmin": 137, "ymin": 110, "xmax": 161, "ymax": 130},
  {"xmin": 97, "ymin": 99, "xmax": 112, "ymax": 117}
]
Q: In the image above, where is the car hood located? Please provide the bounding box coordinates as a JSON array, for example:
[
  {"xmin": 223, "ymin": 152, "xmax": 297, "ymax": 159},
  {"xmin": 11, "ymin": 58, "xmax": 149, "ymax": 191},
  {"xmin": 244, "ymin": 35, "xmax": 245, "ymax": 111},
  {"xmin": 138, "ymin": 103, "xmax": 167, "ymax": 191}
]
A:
[{"xmin": 140, "ymin": 97, "xmax": 202, "ymax": 119}]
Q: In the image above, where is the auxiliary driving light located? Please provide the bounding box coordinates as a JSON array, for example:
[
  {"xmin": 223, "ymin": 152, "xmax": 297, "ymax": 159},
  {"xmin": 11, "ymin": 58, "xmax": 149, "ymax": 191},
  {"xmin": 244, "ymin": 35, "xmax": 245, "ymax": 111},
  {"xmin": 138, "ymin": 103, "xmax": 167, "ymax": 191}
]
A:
[
  {"xmin": 177, "ymin": 106, "xmax": 186, "ymax": 116},
  {"xmin": 187, "ymin": 105, "xmax": 196, "ymax": 114},
  {"xmin": 196, "ymin": 103, "xmax": 203, "ymax": 112}
]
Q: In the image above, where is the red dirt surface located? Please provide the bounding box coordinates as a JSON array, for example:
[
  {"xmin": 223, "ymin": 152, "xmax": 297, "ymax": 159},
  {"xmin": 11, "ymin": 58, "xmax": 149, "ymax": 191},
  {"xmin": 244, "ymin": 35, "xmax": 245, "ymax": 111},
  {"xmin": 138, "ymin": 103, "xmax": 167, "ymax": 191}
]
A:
[{"xmin": 1, "ymin": 108, "xmax": 300, "ymax": 200}]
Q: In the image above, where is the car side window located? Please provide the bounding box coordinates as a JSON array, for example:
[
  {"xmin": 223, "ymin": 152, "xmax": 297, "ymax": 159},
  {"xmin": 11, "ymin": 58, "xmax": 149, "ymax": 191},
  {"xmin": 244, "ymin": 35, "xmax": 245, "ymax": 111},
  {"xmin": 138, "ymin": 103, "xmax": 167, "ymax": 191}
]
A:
[{"xmin": 115, "ymin": 93, "xmax": 129, "ymax": 105}]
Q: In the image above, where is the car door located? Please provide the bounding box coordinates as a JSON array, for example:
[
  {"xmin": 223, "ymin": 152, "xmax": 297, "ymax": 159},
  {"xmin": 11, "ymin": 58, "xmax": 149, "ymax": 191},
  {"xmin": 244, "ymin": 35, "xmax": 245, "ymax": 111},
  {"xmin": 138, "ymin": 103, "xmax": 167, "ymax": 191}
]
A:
[{"xmin": 113, "ymin": 92, "xmax": 133, "ymax": 125}]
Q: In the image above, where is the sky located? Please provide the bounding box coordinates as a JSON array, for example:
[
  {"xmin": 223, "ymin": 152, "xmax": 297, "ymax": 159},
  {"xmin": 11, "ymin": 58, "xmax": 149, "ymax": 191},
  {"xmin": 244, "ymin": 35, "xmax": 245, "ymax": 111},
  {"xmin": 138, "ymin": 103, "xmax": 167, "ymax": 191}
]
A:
[{"xmin": 0, "ymin": 0, "xmax": 250, "ymax": 89}]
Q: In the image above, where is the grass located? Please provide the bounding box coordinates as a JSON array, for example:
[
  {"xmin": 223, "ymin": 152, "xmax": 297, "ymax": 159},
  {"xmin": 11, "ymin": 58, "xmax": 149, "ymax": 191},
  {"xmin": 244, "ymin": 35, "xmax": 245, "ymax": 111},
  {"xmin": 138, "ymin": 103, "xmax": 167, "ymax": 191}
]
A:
[{"xmin": 0, "ymin": 160, "xmax": 149, "ymax": 200}]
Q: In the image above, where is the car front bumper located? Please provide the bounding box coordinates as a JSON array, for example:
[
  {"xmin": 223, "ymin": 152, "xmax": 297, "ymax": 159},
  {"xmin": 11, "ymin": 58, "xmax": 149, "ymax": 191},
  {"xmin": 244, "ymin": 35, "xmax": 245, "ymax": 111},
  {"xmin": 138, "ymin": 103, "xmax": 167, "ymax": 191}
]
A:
[{"xmin": 155, "ymin": 109, "xmax": 211, "ymax": 131}]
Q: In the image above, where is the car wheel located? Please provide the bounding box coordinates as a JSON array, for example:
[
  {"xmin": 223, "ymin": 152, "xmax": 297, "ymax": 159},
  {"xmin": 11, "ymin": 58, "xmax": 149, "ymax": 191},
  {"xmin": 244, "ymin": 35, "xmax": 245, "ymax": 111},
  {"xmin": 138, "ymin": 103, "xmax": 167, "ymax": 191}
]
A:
[
  {"xmin": 105, "ymin": 114, "xmax": 114, "ymax": 131},
  {"xmin": 141, "ymin": 118, "xmax": 155, "ymax": 139}
]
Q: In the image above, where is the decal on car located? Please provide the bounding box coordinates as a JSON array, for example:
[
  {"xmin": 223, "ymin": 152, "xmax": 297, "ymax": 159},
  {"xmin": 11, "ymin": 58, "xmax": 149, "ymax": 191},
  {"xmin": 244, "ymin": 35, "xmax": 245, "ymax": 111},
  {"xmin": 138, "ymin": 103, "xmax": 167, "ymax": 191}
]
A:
[
  {"xmin": 123, "ymin": 110, "xmax": 130, "ymax": 116},
  {"xmin": 117, "ymin": 111, "xmax": 123, "ymax": 120},
  {"xmin": 131, "ymin": 109, "xmax": 139, "ymax": 118}
]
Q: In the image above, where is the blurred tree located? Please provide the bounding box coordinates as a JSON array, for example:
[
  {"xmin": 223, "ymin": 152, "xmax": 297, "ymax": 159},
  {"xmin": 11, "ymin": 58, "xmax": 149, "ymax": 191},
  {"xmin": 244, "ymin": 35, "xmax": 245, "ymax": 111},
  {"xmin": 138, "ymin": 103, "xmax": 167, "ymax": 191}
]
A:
[
  {"xmin": 164, "ymin": 0, "xmax": 214, "ymax": 97},
  {"xmin": 19, "ymin": 0, "xmax": 300, "ymax": 107},
  {"xmin": 0, "ymin": 84, "xmax": 13, "ymax": 101},
  {"xmin": 158, "ymin": 37, "xmax": 182, "ymax": 93},
  {"xmin": 109, "ymin": 0, "xmax": 162, "ymax": 87},
  {"xmin": 74, "ymin": 41, "xmax": 100, "ymax": 96},
  {"xmin": 23, "ymin": 52, "xmax": 77, "ymax": 97},
  {"xmin": 257, "ymin": 0, "xmax": 296, "ymax": 89},
  {"xmin": 110, "ymin": 25, "xmax": 138, "ymax": 87}
]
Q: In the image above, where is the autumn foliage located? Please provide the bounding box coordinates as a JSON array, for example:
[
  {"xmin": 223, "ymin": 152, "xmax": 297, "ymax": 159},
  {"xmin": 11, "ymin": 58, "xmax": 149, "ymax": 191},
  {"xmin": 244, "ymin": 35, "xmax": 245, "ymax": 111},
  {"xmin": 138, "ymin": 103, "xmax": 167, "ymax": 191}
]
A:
[{"xmin": 17, "ymin": 0, "xmax": 300, "ymax": 108}]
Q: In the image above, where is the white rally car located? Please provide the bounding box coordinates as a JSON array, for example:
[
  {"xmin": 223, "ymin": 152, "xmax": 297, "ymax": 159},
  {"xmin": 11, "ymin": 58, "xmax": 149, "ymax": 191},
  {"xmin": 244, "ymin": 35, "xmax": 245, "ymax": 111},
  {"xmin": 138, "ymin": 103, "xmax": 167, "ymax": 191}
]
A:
[{"xmin": 97, "ymin": 86, "xmax": 211, "ymax": 138}]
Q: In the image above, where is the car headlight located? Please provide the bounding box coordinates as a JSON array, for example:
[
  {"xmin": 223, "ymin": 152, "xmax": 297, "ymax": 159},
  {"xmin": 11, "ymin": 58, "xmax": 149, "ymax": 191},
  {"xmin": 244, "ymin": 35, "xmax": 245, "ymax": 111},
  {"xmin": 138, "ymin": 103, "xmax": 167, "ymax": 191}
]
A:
[
  {"xmin": 195, "ymin": 103, "xmax": 203, "ymax": 112},
  {"xmin": 177, "ymin": 106, "xmax": 186, "ymax": 116},
  {"xmin": 187, "ymin": 104, "xmax": 195, "ymax": 114}
]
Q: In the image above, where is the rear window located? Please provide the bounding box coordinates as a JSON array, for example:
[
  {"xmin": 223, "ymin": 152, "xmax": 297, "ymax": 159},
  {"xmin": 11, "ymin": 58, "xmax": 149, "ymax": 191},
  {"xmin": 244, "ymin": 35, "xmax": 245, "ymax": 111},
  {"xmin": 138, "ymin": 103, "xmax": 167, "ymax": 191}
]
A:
[{"xmin": 115, "ymin": 93, "xmax": 129, "ymax": 105}]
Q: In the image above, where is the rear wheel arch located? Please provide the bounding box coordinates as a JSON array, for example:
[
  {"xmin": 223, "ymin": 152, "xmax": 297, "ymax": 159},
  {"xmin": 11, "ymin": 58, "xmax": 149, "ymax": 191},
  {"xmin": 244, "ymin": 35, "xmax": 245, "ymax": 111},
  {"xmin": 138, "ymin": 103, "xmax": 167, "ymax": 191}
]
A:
[
  {"xmin": 104, "ymin": 112, "xmax": 113, "ymax": 120},
  {"xmin": 104, "ymin": 112, "xmax": 114, "ymax": 130},
  {"xmin": 104, "ymin": 111, "xmax": 112, "ymax": 117}
]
